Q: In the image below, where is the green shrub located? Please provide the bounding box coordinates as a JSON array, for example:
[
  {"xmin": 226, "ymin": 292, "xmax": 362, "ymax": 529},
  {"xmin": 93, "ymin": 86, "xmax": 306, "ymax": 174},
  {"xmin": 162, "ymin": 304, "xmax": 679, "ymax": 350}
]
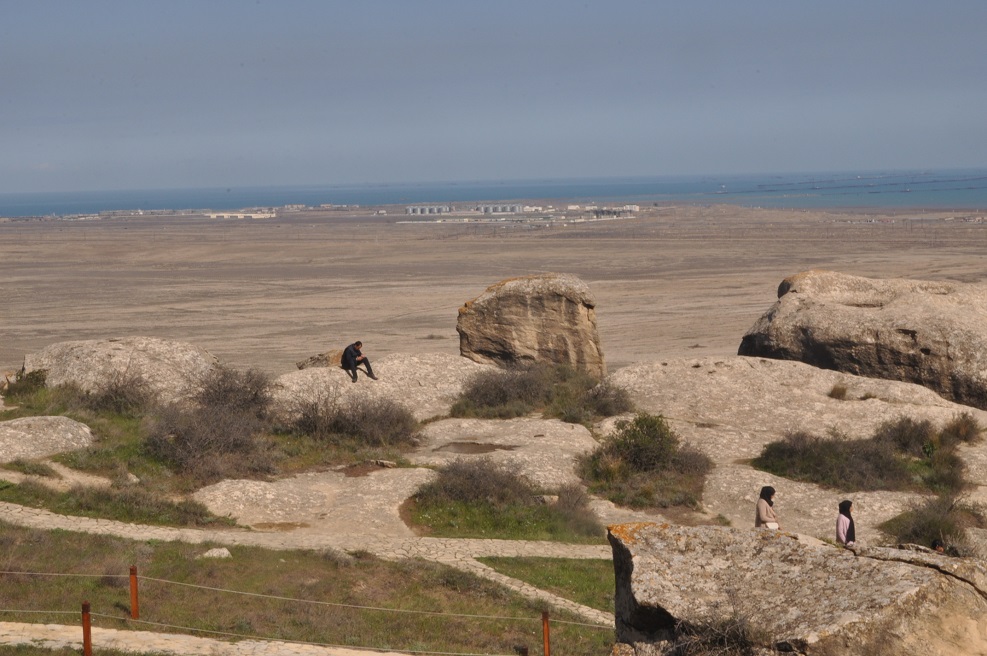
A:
[
  {"xmin": 754, "ymin": 415, "xmax": 983, "ymax": 495},
  {"xmin": 753, "ymin": 429, "xmax": 912, "ymax": 491},
  {"xmin": 580, "ymin": 413, "xmax": 713, "ymax": 510},
  {"xmin": 583, "ymin": 379, "xmax": 634, "ymax": 417},
  {"xmin": 412, "ymin": 458, "xmax": 603, "ymax": 541},
  {"xmin": 879, "ymin": 495, "xmax": 986, "ymax": 553}
]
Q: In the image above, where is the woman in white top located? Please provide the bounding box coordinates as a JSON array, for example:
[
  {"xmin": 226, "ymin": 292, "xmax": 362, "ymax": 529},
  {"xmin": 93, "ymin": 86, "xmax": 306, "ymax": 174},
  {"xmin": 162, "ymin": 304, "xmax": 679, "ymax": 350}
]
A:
[{"xmin": 755, "ymin": 486, "xmax": 779, "ymax": 529}]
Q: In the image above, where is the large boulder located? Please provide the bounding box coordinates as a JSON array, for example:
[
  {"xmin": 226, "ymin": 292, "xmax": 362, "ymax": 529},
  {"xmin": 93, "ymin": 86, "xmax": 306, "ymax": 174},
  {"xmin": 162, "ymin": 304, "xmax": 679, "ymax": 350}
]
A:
[
  {"xmin": 738, "ymin": 270, "xmax": 987, "ymax": 409},
  {"xmin": 270, "ymin": 352, "xmax": 492, "ymax": 422},
  {"xmin": 457, "ymin": 273, "xmax": 606, "ymax": 378},
  {"xmin": 609, "ymin": 522, "xmax": 987, "ymax": 655},
  {"xmin": 22, "ymin": 337, "xmax": 218, "ymax": 405},
  {"xmin": 0, "ymin": 416, "xmax": 94, "ymax": 462}
]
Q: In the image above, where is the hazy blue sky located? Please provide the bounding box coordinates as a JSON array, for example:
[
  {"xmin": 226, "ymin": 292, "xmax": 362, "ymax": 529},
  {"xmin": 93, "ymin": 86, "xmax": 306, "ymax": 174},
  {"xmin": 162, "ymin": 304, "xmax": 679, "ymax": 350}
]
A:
[{"xmin": 3, "ymin": 1, "xmax": 986, "ymax": 193}]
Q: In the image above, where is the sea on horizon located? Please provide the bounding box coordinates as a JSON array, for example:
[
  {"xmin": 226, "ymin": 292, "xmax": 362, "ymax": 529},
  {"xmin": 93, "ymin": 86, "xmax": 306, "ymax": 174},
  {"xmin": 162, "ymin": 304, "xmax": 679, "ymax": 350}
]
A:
[{"xmin": 2, "ymin": 169, "xmax": 987, "ymax": 218}]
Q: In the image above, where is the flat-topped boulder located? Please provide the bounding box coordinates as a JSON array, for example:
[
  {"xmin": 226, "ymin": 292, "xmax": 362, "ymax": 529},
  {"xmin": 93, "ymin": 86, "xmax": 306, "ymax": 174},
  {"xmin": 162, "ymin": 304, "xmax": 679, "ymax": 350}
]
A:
[
  {"xmin": 457, "ymin": 273, "xmax": 606, "ymax": 378},
  {"xmin": 738, "ymin": 270, "xmax": 987, "ymax": 409},
  {"xmin": 411, "ymin": 416, "xmax": 597, "ymax": 489},
  {"xmin": 607, "ymin": 356, "xmax": 987, "ymax": 539},
  {"xmin": 0, "ymin": 416, "xmax": 94, "ymax": 463},
  {"xmin": 609, "ymin": 522, "xmax": 987, "ymax": 655},
  {"xmin": 22, "ymin": 337, "xmax": 218, "ymax": 405},
  {"xmin": 270, "ymin": 352, "xmax": 493, "ymax": 422}
]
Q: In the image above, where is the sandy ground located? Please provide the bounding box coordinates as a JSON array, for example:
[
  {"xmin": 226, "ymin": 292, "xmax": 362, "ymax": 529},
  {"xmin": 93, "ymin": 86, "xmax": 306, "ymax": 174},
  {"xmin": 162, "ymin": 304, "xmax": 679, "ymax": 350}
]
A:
[{"xmin": 2, "ymin": 204, "xmax": 986, "ymax": 376}]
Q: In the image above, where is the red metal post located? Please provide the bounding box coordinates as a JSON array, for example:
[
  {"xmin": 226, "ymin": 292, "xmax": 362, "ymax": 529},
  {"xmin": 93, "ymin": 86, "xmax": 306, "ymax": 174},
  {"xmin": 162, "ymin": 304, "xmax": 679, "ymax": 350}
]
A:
[
  {"xmin": 542, "ymin": 611, "xmax": 550, "ymax": 656},
  {"xmin": 82, "ymin": 601, "xmax": 92, "ymax": 656},
  {"xmin": 130, "ymin": 565, "xmax": 139, "ymax": 619}
]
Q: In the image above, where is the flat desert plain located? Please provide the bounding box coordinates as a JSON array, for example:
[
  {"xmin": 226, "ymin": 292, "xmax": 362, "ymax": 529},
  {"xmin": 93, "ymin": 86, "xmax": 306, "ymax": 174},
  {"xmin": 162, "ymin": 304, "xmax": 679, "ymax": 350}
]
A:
[{"xmin": 2, "ymin": 204, "xmax": 986, "ymax": 376}]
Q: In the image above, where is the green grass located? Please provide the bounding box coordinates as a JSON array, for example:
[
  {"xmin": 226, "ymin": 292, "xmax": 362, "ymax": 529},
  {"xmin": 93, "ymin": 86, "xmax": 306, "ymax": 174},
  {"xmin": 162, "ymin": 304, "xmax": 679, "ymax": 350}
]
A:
[
  {"xmin": 1, "ymin": 459, "xmax": 60, "ymax": 478},
  {"xmin": 477, "ymin": 557, "xmax": 615, "ymax": 612},
  {"xmin": 0, "ymin": 521, "xmax": 613, "ymax": 656},
  {"xmin": 409, "ymin": 499, "xmax": 606, "ymax": 544}
]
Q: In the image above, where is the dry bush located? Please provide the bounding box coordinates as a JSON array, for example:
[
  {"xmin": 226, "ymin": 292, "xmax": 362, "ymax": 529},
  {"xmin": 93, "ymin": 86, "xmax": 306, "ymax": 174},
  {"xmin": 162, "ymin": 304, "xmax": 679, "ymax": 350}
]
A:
[
  {"xmin": 451, "ymin": 363, "xmax": 633, "ymax": 424},
  {"xmin": 880, "ymin": 494, "xmax": 987, "ymax": 554},
  {"xmin": 416, "ymin": 457, "xmax": 535, "ymax": 507},
  {"xmin": 84, "ymin": 370, "xmax": 157, "ymax": 416},
  {"xmin": 827, "ymin": 383, "xmax": 848, "ymax": 400},
  {"xmin": 291, "ymin": 390, "xmax": 420, "ymax": 447},
  {"xmin": 196, "ymin": 365, "xmax": 271, "ymax": 417},
  {"xmin": 144, "ymin": 403, "xmax": 276, "ymax": 484},
  {"xmin": 754, "ymin": 415, "xmax": 984, "ymax": 495},
  {"xmin": 3, "ymin": 369, "xmax": 48, "ymax": 398}
]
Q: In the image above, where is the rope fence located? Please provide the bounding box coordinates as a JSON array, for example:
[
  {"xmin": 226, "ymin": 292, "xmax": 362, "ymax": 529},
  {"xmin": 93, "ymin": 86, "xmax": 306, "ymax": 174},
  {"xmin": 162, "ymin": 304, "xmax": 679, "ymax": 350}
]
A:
[{"xmin": 1, "ymin": 565, "xmax": 613, "ymax": 656}]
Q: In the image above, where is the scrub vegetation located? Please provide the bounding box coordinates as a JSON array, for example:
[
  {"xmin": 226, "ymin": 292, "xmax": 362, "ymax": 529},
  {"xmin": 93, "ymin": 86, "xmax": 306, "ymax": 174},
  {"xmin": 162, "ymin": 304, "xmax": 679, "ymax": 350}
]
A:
[
  {"xmin": 450, "ymin": 363, "xmax": 632, "ymax": 426},
  {"xmin": 579, "ymin": 413, "xmax": 713, "ymax": 510}
]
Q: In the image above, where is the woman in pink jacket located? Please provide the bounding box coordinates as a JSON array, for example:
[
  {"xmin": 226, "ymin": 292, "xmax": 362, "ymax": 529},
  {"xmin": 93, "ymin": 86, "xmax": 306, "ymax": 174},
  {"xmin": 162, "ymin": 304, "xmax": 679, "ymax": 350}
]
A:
[{"xmin": 836, "ymin": 500, "xmax": 856, "ymax": 547}]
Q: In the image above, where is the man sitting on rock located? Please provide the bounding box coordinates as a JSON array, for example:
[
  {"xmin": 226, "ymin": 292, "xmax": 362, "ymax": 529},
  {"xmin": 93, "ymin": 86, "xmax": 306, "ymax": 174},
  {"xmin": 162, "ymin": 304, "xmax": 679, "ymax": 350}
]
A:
[{"xmin": 342, "ymin": 340, "xmax": 377, "ymax": 382}]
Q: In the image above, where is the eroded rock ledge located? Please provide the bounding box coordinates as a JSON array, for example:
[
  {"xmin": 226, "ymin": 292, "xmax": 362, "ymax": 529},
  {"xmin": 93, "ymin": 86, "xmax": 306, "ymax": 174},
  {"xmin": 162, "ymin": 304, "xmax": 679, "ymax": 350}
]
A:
[{"xmin": 609, "ymin": 522, "xmax": 987, "ymax": 655}]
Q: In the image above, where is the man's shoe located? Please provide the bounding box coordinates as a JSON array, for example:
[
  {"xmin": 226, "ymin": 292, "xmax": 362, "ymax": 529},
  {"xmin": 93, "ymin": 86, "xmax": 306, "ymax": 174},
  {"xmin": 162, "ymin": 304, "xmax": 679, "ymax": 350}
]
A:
[
  {"xmin": 369, "ymin": 374, "xmax": 378, "ymax": 381},
  {"xmin": 351, "ymin": 376, "xmax": 358, "ymax": 383}
]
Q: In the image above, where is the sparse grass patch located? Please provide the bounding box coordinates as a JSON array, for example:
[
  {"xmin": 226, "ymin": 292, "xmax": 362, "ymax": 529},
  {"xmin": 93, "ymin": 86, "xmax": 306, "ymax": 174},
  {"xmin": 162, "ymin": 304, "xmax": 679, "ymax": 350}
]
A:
[
  {"xmin": 0, "ymin": 479, "xmax": 230, "ymax": 527},
  {"xmin": 753, "ymin": 415, "xmax": 983, "ymax": 494},
  {"xmin": 2, "ymin": 458, "xmax": 60, "ymax": 478},
  {"xmin": 477, "ymin": 557, "xmax": 615, "ymax": 613},
  {"xmin": 0, "ymin": 520, "xmax": 611, "ymax": 656},
  {"xmin": 879, "ymin": 495, "xmax": 987, "ymax": 553},
  {"xmin": 579, "ymin": 413, "xmax": 713, "ymax": 510},
  {"xmin": 450, "ymin": 363, "xmax": 632, "ymax": 425},
  {"xmin": 410, "ymin": 458, "xmax": 604, "ymax": 542}
]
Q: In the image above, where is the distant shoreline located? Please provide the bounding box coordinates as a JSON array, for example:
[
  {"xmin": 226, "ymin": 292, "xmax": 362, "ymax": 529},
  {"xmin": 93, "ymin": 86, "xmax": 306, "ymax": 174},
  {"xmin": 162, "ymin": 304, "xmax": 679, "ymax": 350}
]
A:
[{"xmin": 3, "ymin": 169, "xmax": 987, "ymax": 218}]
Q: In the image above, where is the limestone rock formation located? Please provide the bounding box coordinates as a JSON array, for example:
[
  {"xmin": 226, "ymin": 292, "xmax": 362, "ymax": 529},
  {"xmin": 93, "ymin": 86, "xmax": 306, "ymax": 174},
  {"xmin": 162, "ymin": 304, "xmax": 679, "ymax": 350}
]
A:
[
  {"xmin": 606, "ymin": 356, "xmax": 987, "ymax": 539},
  {"xmin": 270, "ymin": 352, "xmax": 492, "ymax": 422},
  {"xmin": 738, "ymin": 270, "xmax": 987, "ymax": 409},
  {"xmin": 457, "ymin": 273, "xmax": 606, "ymax": 378},
  {"xmin": 22, "ymin": 337, "xmax": 218, "ymax": 405},
  {"xmin": 295, "ymin": 349, "xmax": 344, "ymax": 370},
  {"xmin": 609, "ymin": 522, "xmax": 987, "ymax": 655},
  {"xmin": 411, "ymin": 416, "xmax": 597, "ymax": 489},
  {"xmin": 0, "ymin": 416, "xmax": 94, "ymax": 462}
]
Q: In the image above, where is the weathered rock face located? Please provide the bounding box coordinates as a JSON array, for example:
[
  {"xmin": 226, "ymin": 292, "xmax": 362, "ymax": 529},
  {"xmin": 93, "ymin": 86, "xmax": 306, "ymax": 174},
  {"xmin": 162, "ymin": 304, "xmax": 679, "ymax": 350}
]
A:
[
  {"xmin": 295, "ymin": 349, "xmax": 344, "ymax": 370},
  {"xmin": 0, "ymin": 416, "xmax": 94, "ymax": 463},
  {"xmin": 606, "ymin": 356, "xmax": 987, "ymax": 540},
  {"xmin": 457, "ymin": 273, "xmax": 606, "ymax": 378},
  {"xmin": 738, "ymin": 270, "xmax": 987, "ymax": 409},
  {"xmin": 609, "ymin": 522, "xmax": 987, "ymax": 655},
  {"xmin": 270, "ymin": 352, "xmax": 493, "ymax": 422},
  {"xmin": 22, "ymin": 337, "xmax": 218, "ymax": 404}
]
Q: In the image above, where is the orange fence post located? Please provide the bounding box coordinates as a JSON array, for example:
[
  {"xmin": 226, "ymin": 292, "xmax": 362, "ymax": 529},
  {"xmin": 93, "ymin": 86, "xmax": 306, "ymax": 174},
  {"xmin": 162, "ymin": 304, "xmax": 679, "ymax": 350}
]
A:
[
  {"xmin": 82, "ymin": 601, "xmax": 92, "ymax": 656},
  {"xmin": 129, "ymin": 565, "xmax": 139, "ymax": 619},
  {"xmin": 542, "ymin": 611, "xmax": 550, "ymax": 656}
]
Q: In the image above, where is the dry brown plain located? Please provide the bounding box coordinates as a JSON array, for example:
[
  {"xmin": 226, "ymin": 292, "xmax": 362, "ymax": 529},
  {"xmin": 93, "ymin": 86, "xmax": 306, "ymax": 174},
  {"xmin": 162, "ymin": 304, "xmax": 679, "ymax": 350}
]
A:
[{"xmin": 2, "ymin": 204, "xmax": 986, "ymax": 377}]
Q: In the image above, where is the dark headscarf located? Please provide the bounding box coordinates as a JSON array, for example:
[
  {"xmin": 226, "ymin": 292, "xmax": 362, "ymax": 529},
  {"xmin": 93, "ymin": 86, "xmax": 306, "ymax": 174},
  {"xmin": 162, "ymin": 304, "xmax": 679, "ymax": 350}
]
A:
[
  {"xmin": 839, "ymin": 500, "xmax": 855, "ymax": 544},
  {"xmin": 759, "ymin": 486, "xmax": 775, "ymax": 506}
]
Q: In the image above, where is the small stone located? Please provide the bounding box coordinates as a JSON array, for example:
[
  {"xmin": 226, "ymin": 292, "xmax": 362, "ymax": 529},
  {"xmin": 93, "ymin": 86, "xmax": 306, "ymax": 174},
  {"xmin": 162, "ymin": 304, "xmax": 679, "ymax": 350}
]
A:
[{"xmin": 199, "ymin": 548, "xmax": 232, "ymax": 559}]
